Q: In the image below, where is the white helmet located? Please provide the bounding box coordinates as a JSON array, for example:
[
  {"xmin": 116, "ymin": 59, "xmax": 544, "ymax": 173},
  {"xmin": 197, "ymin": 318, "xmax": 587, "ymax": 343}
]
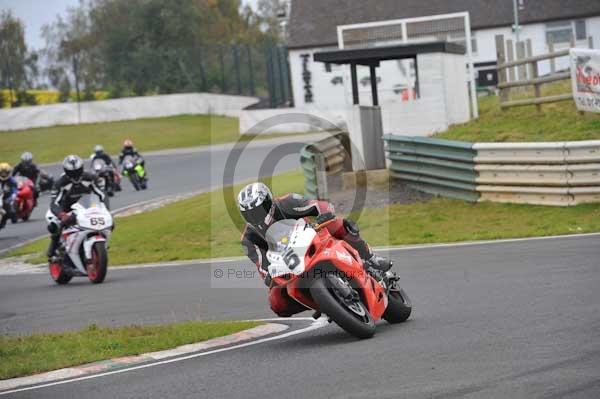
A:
[
  {"xmin": 21, "ymin": 151, "xmax": 33, "ymax": 163},
  {"xmin": 94, "ymin": 145, "xmax": 104, "ymax": 154},
  {"xmin": 238, "ymin": 182, "xmax": 275, "ymax": 230},
  {"xmin": 62, "ymin": 155, "xmax": 84, "ymax": 182}
]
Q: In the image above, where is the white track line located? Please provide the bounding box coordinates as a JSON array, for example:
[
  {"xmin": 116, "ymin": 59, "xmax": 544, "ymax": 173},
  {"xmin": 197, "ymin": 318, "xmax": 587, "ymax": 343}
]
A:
[
  {"xmin": 0, "ymin": 317, "xmax": 328, "ymax": 396},
  {"xmin": 374, "ymin": 232, "xmax": 600, "ymax": 253}
]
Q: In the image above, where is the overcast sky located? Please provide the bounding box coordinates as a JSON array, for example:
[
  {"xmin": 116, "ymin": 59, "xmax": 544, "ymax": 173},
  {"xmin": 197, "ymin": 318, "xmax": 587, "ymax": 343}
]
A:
[{"xmin": 0, "ymin": 0, "xmax": 260, "ymax": 51}]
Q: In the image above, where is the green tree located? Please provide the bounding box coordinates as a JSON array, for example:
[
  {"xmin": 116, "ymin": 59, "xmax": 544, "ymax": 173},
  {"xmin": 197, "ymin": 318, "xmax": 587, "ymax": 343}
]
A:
[{"xmin": 0, "ymin": 10, "xmax": 38, "ymax": 106}]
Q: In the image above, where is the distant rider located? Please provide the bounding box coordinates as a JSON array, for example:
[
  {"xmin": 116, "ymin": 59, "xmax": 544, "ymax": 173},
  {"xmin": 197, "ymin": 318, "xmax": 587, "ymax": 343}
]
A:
[
  {"xmin": 12, "ymin": 152, "xmax": 41, "ymax": 202},
  {"xmin": 92, "ymin": 145, "xmax": 115, "ymax": 168},
  {"xmin": 46, "ymin": 155, "xmax": 107, "ymax": 260},
  {"xmin": 0, "ymin": 163, "xmax": 18, "ymax": 230},
  {"xmin": 92, "ymin": 145, "xmax": 117, "ymax": 190},
  {"xmin": 118, "ymin": 139, "xmax": 145, "ymax": 168},
  {"xmin": 237, "ymin": 182, "xmax": 391, "ymax": 317}
]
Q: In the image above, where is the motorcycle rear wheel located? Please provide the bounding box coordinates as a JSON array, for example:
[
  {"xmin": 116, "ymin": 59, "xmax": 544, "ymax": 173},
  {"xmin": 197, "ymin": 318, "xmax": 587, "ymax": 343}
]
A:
[
  {"xmin": 310, "ymin": 276, "xmax": 375, "ymax": 339},
  {"xmin": 49, "ymin": 262, "xmax": 72, "ymax": 285},
  {"xmin": 383, "ymin": 287, "xmax": 412, "ymax": 324},
  {"xmin": 87, "ymin": 242, "xmax": 108, "ymax": 284}
]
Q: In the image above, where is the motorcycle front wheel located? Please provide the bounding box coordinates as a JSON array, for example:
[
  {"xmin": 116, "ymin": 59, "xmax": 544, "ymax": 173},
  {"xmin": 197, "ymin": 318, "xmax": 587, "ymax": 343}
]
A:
[
  {"xmin": 383, "ymin": 287, "xmax": 412, "ymax": 324},
  {"xmin": 310, "ymin": 275, "xmax": 375, "ymax": 339},
  {"xmin": 87, "ymin": 242, "xmax": 108, "ymax": 284}
]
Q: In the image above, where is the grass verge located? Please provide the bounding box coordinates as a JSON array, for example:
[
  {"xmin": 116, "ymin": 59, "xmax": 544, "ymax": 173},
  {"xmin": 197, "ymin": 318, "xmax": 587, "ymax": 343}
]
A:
[
  {"xmin": 0, "ymin": 114, "xmax": 298, "ymax": 164},
  {"xmin": 0, "ymin": 321, "xmax": 261, "ymax": 380},
  {"xmin": 8, "ymin": 170, "xmax": 600, "ymax": 265},
  {"xmin": 9, "ymin": 169, "xmax": 305, "ymax": 264},
  {"xmin": 437, "ymin": 82, "xmax": 600, "ymax": 142}
]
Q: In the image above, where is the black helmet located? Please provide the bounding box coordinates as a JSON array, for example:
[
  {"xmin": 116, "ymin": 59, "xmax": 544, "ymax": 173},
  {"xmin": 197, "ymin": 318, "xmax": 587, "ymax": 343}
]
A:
[
  {"xmin": 62, "ymin": 155, "xmax": 84, "ymax": 182},
  {"xmin": 237, "ymin": 182, "xmax": 275, "ymax": 231}
]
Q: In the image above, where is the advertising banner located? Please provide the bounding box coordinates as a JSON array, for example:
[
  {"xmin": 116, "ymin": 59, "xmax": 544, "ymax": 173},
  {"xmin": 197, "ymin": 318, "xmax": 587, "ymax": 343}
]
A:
[{"xmin": 571, "ymin": 48, "xmax": 600, "ymax": 113}]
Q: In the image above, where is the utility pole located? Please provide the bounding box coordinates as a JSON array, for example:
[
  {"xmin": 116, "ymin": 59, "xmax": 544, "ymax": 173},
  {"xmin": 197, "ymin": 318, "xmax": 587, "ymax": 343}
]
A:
[{"xmin": 513, "ymin": 0, "xmax": 520, "ymax": 43}]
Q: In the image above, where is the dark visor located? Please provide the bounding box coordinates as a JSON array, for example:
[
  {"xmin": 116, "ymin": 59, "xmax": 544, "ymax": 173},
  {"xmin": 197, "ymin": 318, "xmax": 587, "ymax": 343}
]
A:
[{"xmin": 241, "ymin": 196, "xmax": 273, "ymax": 227}]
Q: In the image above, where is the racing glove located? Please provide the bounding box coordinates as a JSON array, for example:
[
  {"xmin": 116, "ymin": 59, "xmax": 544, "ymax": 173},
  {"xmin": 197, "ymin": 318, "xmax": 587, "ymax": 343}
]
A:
[
  {"xmin": 59, "ymin": 212, "xmax": 77, "ymax": 226},
  {"xmin": 316, "ymin": 212, "xmax": 335, "ymax": 225}
]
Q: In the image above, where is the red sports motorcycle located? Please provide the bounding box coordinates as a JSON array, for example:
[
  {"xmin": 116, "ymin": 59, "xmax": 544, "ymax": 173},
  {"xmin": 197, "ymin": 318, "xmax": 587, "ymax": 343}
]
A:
[
  {"xmin": 265, "ymin": 219, "xmax": 412, "ymax": 339},
  {"xmin": 13, "ymin": 176, "xmax": 35, "ymax": 222}
]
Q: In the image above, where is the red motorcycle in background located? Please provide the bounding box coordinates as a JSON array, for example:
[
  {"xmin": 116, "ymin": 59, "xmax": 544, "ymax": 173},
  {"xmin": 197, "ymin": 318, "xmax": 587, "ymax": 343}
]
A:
[{"xmin": 13, "ymin": 176, "xmax": 35, "ymax": 222}]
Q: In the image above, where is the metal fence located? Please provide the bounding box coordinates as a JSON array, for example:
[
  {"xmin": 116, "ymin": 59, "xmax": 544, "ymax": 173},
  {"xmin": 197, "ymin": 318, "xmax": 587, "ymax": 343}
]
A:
[
  {"xmin": 300, "ymin": 134, "xmax": 350, "ymax": 199},
  {"xmin": 384, "ymin": 135, "xmax": 600, "ymax": 206}
]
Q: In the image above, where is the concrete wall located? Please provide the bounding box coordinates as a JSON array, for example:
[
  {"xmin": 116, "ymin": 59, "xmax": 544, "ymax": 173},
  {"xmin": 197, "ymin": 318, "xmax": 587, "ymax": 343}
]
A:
[{"xmin": 0, "ymin": 93, "xmax": 259, "ymax": 131}]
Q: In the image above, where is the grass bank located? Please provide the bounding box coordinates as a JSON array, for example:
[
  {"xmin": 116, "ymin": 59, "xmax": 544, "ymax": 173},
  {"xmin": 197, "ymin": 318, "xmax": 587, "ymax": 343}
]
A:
[
  {"xmin": 0, "ymin": 321, "xmax": 261, "ymax": 380},
  {"xmin": 0, "ymin": 114, "xmax": 294, "ymax": 164},
  {"xmin": 9, "ymin": 170, "xmax": 600, "ymax": 265},
  {"xmin": 437, "ymin": 83, "xmax": 600, "ymax": 142}
]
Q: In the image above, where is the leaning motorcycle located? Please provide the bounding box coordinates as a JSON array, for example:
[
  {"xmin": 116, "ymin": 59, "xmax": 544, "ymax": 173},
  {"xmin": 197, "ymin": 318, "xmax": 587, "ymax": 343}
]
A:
[
  {"xmin": 13, "ymin": 176, "xmax": 35, "ymax": 222},
  {"xmin": 91, "ymin": 158, "xmax": 120, "ymax": 197},
  {"xmin": 45, "ymin": 194, "xmax": 113, "ymax": 285},
  {"xmin": 266, "ymin": 219, "xmax": 412, "ymax": 339},
  {"xmin": 122, "ymin": 155, "xmax": 147, "ymax": 191}
]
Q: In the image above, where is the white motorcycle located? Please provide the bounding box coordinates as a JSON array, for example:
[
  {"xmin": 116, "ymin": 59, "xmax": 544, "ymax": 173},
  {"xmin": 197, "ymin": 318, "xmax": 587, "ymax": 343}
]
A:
[{"xmin": 45, "ymin": 194, "xmax": 113, "ymax": 285}]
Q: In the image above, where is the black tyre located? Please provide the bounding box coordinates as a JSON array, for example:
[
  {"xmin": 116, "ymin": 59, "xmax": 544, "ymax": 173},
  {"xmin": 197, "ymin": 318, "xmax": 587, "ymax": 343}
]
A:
[
  {"xmin": 49, "ymin": 262, "xmax": 72, "ymax": 285},
  {"xmin": 310, "ymin": 276, "xmax": 376, "ymax": 339},
  {"xmin": 87, "ymin": 242, "xmax": 108, "ymax": 284},
  {"xmin": 383, "ymin": 287, "xmax": 412, "ymax": 324},
  {"xmin": 22, "ymin": 214, "xmax": 30, "ymax": 221},
  {"xmin": 130, "ymin": 176, "xmax": 140, "ymax": 191}
]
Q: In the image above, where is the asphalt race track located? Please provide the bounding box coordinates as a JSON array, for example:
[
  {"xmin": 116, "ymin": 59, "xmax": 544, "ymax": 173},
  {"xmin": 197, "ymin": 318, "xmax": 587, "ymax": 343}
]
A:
[
  {"xmin": 0, "ymin": 135, "xmax": 322, "ymax": 253},
  {"xmin": 1, "ymin": 234, "xmax": 599, "ymax": 398}
]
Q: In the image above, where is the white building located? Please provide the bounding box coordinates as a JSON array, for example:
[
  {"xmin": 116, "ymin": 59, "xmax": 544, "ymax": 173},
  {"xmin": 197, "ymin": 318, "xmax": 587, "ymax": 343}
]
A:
[{"xmin": 287, "ymin": 0, "xmax": 600, "ymax": 112}]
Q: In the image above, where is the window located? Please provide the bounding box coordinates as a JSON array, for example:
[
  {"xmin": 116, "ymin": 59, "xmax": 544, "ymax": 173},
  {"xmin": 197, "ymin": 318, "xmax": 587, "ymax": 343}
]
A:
[
  {"xmin": 575, "ymin": 20, "xmax": 587, "ymax": 40},
  {"xmin": 546, "ymin": 21, "xmax": 573, "ymax": 44},
  {"xmin": 447, "ymin": 32, "xmax": 477, "ymax": 53}
]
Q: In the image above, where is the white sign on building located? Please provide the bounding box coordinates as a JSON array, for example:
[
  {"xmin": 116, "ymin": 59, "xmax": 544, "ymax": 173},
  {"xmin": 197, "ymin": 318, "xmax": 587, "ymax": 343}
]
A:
[{"xmin": 571, "ymin": 48, "xmax": 600, "ymax": 113}]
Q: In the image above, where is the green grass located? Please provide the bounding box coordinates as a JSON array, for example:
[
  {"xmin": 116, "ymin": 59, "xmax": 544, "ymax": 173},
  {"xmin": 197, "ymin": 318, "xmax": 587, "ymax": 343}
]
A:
[
  {"xmin": 437, "ymin": 82, "xmax": 600, "ymax": 142},
  {"xmin": 359, "ymin": 198, "xmax": 600, "ymax": 246},
  {"xmin": 0, "ymin": 321, "xmax": 261, "ymax": 380},
  {"xmin": 9, "ymin": 169, "xmax": 600, "ymax": 265},
  {"xmin": 0, "ymin": 114, "xmax": 295, "ymax": 164}
]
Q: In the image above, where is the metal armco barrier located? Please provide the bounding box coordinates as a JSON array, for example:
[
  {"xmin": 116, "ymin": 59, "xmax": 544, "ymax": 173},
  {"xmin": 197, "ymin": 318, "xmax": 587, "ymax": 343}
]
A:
[
  {"xmin": 384, "ymin": 136, "xmax": 600, "ymax": 206},
  {"xmin": 383, "ymin": 135, "xmax": 479, "ymax": 202},
  {"xmin": 300, "ymin": 134, "xmax": 348, "ymax": 199}
]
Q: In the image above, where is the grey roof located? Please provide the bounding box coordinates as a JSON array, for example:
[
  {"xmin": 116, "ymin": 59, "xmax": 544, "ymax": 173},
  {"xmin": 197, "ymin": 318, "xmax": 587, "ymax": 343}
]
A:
[{"xmin": 288, "ymin": 0, "xmax": 600, "ymax": 49}]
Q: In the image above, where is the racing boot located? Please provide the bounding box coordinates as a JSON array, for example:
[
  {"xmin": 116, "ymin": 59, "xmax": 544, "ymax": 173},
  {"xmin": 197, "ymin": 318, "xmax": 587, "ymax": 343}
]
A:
[
  {"xmin": 46, "ymin": 236, "xmax": 60, "ymax": 262},
  {"xmin": 364, "ymin": 255, "xmax": 393, "ymax": 281},
  {"xmin": 364, "ymin": 254, "xmax": 392, "ymax": 273}
]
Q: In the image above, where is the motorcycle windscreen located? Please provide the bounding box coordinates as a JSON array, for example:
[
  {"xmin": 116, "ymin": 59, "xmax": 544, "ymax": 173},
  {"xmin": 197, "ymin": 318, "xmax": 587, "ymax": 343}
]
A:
[
  {"xmin": 265, "ymin": 219, "xmax": 299, "ymax": 252},
  {"xmin": 73, "ymin": 193, "xmax": 104, "ymax": 209}
]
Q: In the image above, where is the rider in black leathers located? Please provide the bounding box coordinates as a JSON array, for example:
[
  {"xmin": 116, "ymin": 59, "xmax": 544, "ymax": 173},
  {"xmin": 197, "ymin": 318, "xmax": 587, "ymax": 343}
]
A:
[
  {"xmin": 12, "ymin": 152, "xmax": 41, "ymax": 202},
  {"xmin": 46, "ymin": 155, "xmax": 107, "ymax": 260}
]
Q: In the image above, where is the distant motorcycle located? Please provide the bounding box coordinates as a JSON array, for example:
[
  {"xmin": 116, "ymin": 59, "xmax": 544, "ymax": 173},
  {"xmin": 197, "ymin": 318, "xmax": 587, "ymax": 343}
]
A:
[
  {"xmin": 91, "ymin": 158, "xmax": 121, "ymax": 197},
  {"xmin": 46, "ymin": 194, "xmax": 113, "ymax": 285},
  {"xmin": 38, "ymin": 170, "xmax": 55, "ymax": 193},
  {"xmin": 13, "ymin": 176, "xmax": 35, "ymax": 222},
  {"xmin": 122, "ymin": 155, "xmax": 147, "ymax": 191}
]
